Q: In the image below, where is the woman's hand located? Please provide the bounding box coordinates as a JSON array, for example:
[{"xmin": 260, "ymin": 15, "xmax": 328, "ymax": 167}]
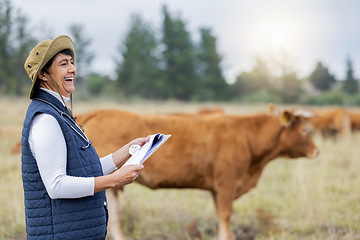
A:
[
  {"xmin": 127, "ymin": 136, "xmax": 150, "ymax": 150},
  {"xmin": 94, "ymin": 164, "xmax": 144, "ymax": 193},
  {"xmin": 110, "ymin": 164, "xmax": 144, "ymax": 186},
  {"xmin": 112, "ymin": 136, "xmax": 150, "ymax": 167}
]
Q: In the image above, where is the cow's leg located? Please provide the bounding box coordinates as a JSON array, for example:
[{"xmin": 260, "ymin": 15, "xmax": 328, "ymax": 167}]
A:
[
  {"xmin": 107, "ymin": 189, "xmax": 127, "ymax": 240},
  {"xmin": 212, "ymin": 189, "xmax": 234, "ymax": 240}
]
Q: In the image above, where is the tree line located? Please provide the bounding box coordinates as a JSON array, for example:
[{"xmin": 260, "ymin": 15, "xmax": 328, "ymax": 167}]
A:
[{"xmin": 0, "ymin": 0, "xmax": 359, "ymax": 105}]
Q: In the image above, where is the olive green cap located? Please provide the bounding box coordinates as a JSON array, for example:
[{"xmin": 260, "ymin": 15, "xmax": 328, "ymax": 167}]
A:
[{"xmin": 24, "ymin": 35, "xmax": 75, "ymax": 99}]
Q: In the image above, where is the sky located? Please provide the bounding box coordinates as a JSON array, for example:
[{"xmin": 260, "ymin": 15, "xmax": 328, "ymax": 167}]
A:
[{"xmin": 10, "ymin": 0, "xmax": 360, "ymax": 83}]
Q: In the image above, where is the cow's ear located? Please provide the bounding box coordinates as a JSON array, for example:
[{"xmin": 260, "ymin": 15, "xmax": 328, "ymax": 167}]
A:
[
  {"xmin": 268, "ymin": 103, "xmax": 279, "ymax": 116},
  {"xmin": 280, "ymin": 110, "xmax": 292, "ymax": 127}
]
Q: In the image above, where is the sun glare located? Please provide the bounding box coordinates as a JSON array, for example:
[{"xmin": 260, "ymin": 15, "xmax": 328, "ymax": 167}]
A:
[
  {"xmin": 248, "ymin": 11, "xmax": 303, "ymax": 58},
  {"xmin": 262, "ymin": 22, "xmax": 298, "ymax": 56},
  {"xmin": 267, "ymin": 25, "xmax": 294, "ymax": 51},
  {"xmin": 241, "ymin": 10, "xmax": 307, "ymax": 76}
]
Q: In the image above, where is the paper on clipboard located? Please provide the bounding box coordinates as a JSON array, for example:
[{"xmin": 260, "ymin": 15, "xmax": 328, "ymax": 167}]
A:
[{"xmin": 122, "ymin": 133, "xmax": 171, "ymax": 167}]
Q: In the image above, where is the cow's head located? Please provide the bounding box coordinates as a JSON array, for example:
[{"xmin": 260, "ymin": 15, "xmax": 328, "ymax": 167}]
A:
[{"xmin": 269, "ymin": 104, "xmax": 319, "ymax": 159}]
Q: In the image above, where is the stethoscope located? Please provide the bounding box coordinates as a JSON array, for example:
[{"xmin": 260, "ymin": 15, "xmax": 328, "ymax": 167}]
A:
[{"xmin": 34, "ymin": 98, "xmax": 92, "ymax": 150}]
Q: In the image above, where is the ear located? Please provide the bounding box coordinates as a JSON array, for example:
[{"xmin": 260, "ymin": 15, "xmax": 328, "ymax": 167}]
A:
[
  {"xmin": 268, "ymin": 103, "xmax": 280, "ymax": 116},
  {"xmin": 37, "ymin": 71, "xmax": 47, "ymax": 81},
  {"xmin": 280, "ymin": 110, "xmax": 293, "ymax": 127}
]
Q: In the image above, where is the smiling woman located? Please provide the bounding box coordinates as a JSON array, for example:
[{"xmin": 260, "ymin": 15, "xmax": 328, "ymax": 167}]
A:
[
  {"xmin": 38, "ymin": 49, "xmax": 76, "ymax": 99},
  {"xmin": 20, "ymin": 35, "xmax": 149, "ymax": 240}
]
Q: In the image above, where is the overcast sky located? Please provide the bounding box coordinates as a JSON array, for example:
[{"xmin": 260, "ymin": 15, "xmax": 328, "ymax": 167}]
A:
[{"xmin": 11, "ymin": 0, "xmax": 360, "ymax": 83}]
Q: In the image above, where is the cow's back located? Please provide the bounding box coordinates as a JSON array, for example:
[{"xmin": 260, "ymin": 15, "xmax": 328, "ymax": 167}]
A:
[{"xmin": 82, "ymin": 110, "xmax": 244, "ymax": 190}]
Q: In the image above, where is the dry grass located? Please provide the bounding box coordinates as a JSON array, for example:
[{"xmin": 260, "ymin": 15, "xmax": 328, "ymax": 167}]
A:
[{"xmin": 1, "ymin": 97, "xmax": 360, "ymax": 240}]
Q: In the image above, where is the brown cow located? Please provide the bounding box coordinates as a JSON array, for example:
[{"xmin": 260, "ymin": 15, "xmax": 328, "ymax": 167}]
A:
[
  {"xmin": 347, "ymin": 110, "xmax": 360, "ymax": 132},
  {"xmin": 169, "ymin": 107, "xmax": 224, "ymax": 117},
  {"xmin": 307, "ymin": 107, "xmax": 351, "ymax": 138},
  {"xmin": 78, "ymin": 105, "xmax": 320, "ymax": 240}
]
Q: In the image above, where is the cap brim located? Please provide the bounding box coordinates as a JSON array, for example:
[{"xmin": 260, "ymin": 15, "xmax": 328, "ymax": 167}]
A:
[{"xmin": 29, "ymin": 35, "xmax": 75, "ymax": 99}]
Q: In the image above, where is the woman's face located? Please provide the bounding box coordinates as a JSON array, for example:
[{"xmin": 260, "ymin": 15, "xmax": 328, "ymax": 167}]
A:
[{"xmin": 39, "ymin": 53, "xmax": 77, "ymax": 97}]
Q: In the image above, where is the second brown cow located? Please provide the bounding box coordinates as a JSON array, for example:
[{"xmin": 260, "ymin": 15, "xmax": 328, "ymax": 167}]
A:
[{"xmin": 78, "ymin": 104, "xmax": 319, "ymax": 240}]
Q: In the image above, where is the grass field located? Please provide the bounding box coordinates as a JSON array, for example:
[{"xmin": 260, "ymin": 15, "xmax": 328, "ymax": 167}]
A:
[{"xmin": 0, "ymin": 97, "xmax": 359, "ymax": 240}]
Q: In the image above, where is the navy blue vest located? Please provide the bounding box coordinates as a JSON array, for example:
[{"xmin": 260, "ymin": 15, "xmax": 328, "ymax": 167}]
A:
[{"xmin": 21, "ymin": 90, "xmax": 108, "ymax": 240}]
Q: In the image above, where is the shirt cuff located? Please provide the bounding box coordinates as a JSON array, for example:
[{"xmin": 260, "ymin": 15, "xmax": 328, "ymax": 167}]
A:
[{"xmin": 100, "ymin": 154, "xmax": 117, "ymax": 175}]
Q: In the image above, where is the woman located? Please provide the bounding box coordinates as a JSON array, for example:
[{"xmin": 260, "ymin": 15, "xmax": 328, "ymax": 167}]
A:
[{"xmin": 21, "ymin": 35, "xmax": 148, "ymax": 240}]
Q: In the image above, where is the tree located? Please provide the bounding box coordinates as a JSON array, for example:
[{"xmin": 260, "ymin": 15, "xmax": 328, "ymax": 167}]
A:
[
  {"xmin": 309, "ymin": 62, "xmax": 336, "ymax": 91},
  {"xmin": 342, "ymin": 56, "xmax": 358, "ymax": 95},
  {"xmin": 0, "ymin": 0, "xmax": 14, "ymax": 94},
  {"xmin": 88, "ymin": 73, "xmax": 107, "ymax": 96},
  {"xmin": 232, "ymin": 56, "xmax": 270, "ymax": 97},
  {"xmin": 12, "ymin": 11, "xmax": 37, "ymax": 95},
  {"xmin": 194, "ymin": 28, "xmax": 229, "ymax": 101},
  {"xmin": 69, "ymin": 24, "xmax": 93, "ymax": 92},
  {"xmin": 0, "ymin": 0, "xmax": 35, "ymax": 96},
  {"xmin": 161, "ymin": 5, "xmax": 196, "ymax": 100},
  {"xmin": 275, "ymin": 72, "xmax": 303, "ymax": 103},
  {"xmin": 115, "ymin": 14, "xmax": 161, "ymax": 99}
]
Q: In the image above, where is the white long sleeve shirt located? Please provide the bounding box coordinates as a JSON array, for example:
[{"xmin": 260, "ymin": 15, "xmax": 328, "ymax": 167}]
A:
[{"xmin": 29, "ymin": 88, "xmax": 117, "ymax": 199}]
